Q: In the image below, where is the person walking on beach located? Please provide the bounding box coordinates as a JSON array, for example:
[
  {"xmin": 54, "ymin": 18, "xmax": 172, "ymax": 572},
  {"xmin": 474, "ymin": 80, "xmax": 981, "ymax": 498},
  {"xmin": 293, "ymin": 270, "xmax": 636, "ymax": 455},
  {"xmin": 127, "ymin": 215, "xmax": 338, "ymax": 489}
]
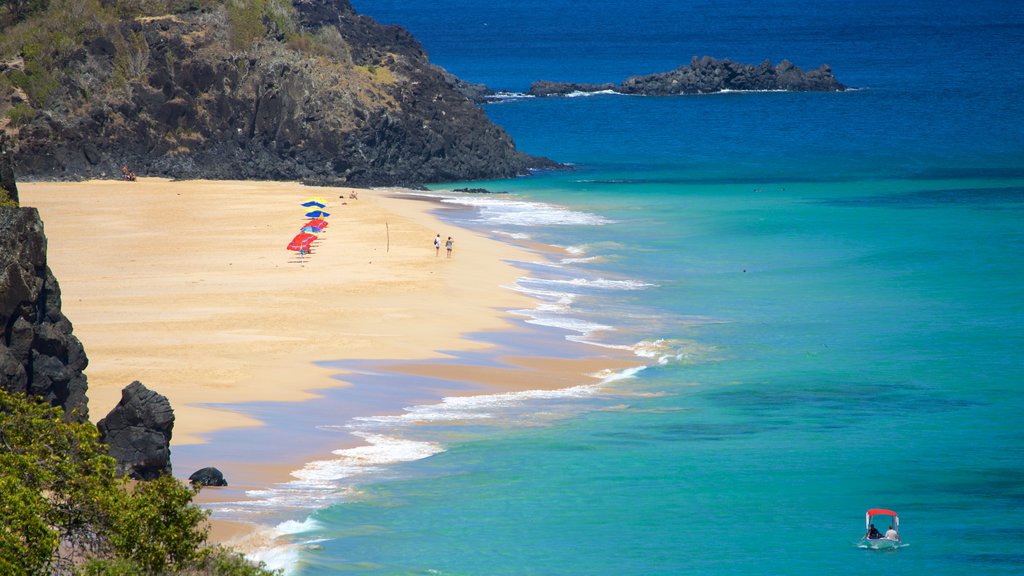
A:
[
  {"xmin": 434, "ymin": 234, "xmax": 441, "ymax": 256},
  {"xmin": 445, "ymin": 236, "xmax": 453, "ymax": 258}
]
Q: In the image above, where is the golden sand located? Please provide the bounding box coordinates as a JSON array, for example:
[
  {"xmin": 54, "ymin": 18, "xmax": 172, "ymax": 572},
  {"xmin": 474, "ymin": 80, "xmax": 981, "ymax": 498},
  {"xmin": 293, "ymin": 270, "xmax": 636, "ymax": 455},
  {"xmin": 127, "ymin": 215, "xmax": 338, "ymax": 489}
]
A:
[{"xmin": 20, "ymin": 178, "xmax": 545, "ymax": 444}]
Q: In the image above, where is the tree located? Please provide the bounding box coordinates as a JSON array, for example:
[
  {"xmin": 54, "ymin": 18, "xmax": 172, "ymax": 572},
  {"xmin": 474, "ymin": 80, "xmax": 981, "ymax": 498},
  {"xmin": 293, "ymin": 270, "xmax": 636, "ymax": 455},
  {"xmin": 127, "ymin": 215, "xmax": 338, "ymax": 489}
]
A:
[{"xmin": 0, "ymin": 388, "xmax": 276, "ymax": 575}]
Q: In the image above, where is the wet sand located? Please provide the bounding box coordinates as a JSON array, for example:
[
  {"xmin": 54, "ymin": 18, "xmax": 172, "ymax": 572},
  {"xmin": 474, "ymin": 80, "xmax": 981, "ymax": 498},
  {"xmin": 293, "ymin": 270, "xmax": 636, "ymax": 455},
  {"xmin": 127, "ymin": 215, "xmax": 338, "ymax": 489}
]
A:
[{"xmin": 20, "ymin": 178, "xmax": 642, "ymax": 548}]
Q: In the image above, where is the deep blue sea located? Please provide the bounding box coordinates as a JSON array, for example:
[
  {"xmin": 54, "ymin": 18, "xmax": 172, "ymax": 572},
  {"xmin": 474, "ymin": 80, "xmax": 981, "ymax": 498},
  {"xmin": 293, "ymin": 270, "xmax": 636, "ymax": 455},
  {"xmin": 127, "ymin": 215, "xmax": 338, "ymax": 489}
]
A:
[{"xmin": 205, "ymin": 1, "xmax": 1024, "ymax": 573}]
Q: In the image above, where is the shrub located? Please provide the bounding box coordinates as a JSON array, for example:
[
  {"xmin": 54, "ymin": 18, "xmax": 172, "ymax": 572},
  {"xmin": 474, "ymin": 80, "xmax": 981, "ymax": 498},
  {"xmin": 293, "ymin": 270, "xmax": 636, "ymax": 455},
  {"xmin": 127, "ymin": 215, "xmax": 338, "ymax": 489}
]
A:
[
  {"xmin": 0, "ymin": 389, "xmax": 276, "ymax": 575},
  {"xmin": 5, "ymin": 102, "xmax": 35, "ymax": 126},
  {"xmin": 225, "ymin": 0, "xmax": 297, "ymax": 50}
]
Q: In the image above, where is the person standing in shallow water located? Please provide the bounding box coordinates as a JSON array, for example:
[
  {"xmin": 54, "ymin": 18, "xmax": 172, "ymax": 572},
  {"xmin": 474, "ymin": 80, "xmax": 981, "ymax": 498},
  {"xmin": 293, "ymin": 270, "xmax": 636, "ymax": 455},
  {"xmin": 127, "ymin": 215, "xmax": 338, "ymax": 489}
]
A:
[
  {"xmin": 434, "ymin": 234, "xmax": 441, "ymax": 256},
  {"xmin": 445, "ymin": 236, "xmax": 453, "ymax": 258}
]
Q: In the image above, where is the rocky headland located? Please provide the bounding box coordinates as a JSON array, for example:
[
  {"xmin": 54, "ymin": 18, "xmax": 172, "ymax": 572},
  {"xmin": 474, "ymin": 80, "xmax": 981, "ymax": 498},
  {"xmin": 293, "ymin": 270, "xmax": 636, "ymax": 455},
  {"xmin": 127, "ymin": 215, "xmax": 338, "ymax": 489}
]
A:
[
  {"xmin": 0, "ymin": 0, "xmax": 556, "ymax": 186},
  {"xmin": 528, "ymin": 55, "xmax": 847, "ymax": 97},
  {"xmin": 0, "ymin": 204, "xmax": 90, "ymax": 420},
  {"xmin": 0, "ymin": 144, "xmax": 172, "ymax": 480}
]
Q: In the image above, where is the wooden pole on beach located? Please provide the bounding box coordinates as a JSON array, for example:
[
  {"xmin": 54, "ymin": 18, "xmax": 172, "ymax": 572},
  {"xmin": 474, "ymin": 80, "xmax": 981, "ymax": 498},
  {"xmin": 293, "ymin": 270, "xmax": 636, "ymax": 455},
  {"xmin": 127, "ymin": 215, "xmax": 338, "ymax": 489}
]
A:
[{"xmin": 386, "ymin": 221, "xmax": 390, "ymax": 252}]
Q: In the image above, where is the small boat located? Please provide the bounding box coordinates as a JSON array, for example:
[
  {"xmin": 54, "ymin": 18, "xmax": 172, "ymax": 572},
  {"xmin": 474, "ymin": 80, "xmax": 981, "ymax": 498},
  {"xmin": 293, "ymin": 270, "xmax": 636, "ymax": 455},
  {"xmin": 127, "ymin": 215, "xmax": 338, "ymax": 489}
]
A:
[{"xmin": 859, "ymin": 508, "xmax": 904, "ymax": 550}]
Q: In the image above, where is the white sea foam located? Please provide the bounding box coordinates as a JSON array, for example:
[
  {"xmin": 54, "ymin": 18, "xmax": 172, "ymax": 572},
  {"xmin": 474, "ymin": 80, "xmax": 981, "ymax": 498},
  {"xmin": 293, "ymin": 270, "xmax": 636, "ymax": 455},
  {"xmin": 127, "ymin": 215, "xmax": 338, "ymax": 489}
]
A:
[
  {"xmin": 247, "ymin": 543, "xmax": 302, "ymax": 575},
  {"xmin": 487, "ymin": 91, "xmax": 535, "ymax": 100},
  {"xmin": 712, "ymin": 88, "xmax": 789, "ymax": 94},
  {"xmin": 528, "ymin": 260, "xmax": 566, "ymax": 269},
  {"xmin": 351, "ymin": 384, "xmax": 603, "ymax": 428},
  {"xmin": 561, "ymin": 256, "xmax": 602, "ymax": 264},
  {"xmin": 397, "ymin": 191, "xmax": 612, "ymax": 227},
  {"xmin": 518, "ymin": 276, "xmax": 655, "ymax": 290},
  {"xmin": 564, "ymin": 89, "xmax": 622, "ymax": 97},
  {"xmin": 275, "ymin": 517, "xmax": 322, "ymax": 536},
  {"xmin": 492, "ymin": 230, "xmax": 531, "ymax": 240},
  {"xmin": 512, "ymin": 311, "xmax": 614, "ymax": 336},
  {"xmin": 438, "ymin": 195, "xmax": 614, "ymax": 226},
  {"xmin": 589, "ymin": 365, "xmax": 647, "ymax": 383},
  {"xmin": 290, "ymin": 433, "xmax": 444, "ymax": 484},
  {"xmin": 505, "ymin": 284, "xmax": 577, "ymax": 310}
]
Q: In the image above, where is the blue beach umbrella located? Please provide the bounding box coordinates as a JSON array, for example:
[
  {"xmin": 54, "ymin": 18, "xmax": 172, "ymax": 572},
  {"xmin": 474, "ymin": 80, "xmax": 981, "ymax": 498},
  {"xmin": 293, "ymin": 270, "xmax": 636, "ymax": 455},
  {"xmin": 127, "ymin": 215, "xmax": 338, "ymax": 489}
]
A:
[
  {"xmin": 305, "ymin": 210, "xmax": 330, "ymax": 218},
  {"xmin": 301, "ymin": 201, "xmax": 326, "ymax": 208}
]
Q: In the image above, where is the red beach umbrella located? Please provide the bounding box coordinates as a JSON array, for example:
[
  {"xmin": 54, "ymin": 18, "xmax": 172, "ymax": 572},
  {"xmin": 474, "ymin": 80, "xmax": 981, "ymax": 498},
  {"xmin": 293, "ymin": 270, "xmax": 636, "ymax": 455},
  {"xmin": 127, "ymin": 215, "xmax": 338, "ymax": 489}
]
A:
[
  {"xmin": 302, "ymin": 218, "xmax": 329, "ymax": 232},
  {"xmin": 287, "ymin": 232, "xmax": 318, "ymax": 253}
]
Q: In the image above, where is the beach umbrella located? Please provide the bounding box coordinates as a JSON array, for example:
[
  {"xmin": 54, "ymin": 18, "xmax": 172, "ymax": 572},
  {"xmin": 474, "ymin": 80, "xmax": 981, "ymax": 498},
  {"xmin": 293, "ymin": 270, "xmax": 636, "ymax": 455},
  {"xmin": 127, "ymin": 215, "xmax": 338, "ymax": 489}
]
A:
[
  {"xmin": 301, "ymin": 201, "xmax": 326, "ymax": 208},
  {"xmin": 305, "ymin": 210, "xmax": 330, "ymax": 218},
  {"xmin": 304, "ymin": 196, "xmax": 328, "ymax": 204},
  {"xmin": 302, "ymin": 218, "xmax": 329, "ymax": 232},
  {"xmin": 287, "ymin": 232, "xmax": 318, "ymax": 253}
]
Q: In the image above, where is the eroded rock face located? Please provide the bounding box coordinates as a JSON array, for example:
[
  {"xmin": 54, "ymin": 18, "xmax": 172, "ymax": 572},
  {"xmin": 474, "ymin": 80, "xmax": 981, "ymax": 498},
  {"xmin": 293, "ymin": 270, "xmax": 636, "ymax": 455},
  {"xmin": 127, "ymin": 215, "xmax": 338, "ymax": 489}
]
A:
[
  {"xmin": 97, "ymin": 381, "xmax": 174, "ymax": 480},
  {"xmin": 10, "ymin": 1, "xmax": 553, "ymax": 186},
  {"xmin": 0, "ymin": 135, "xmax": 17, "ymax": 205},
  {"xmin": 0, "ymin": 207, "xmax": 89, "ymax": 420}
]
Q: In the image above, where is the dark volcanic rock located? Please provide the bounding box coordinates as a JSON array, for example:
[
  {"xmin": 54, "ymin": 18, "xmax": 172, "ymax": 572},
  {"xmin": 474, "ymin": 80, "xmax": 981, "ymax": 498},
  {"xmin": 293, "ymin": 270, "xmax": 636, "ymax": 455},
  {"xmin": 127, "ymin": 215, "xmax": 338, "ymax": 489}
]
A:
[
  {"xmin": 188, "ymin": 467, "xmax": 228, "ymax": 487},
  {"xmin": 440, "ymin": 69, "xmax": 495, "ymax": 105},
  {"xmin": 0, "ymin": 135, "xmax": 17, "ymax": 205},
  {"xmin": 7, "ymin": 1, "xmax": 554, "ymax": 186},
  {"xmin": 97, "ymin": 381, "xmax": 174, "ymax": 480},
  {"xmin": 453, "ymin": 187, "xmax": 505, "ymax": 194},
  {"xmin": 620, "ymin": 56, "xmax": 846, "ymax": 95},
  {"xmin": 529, "ymin": 80, "xmax": 618, "ymax": 97},
  {"xmin": 0, "ymin": 206, "xmax": 89, "ymax": 420},
  {"xmin": 529, "ymin": 56, "xmax": 847, "ymax": 97}
]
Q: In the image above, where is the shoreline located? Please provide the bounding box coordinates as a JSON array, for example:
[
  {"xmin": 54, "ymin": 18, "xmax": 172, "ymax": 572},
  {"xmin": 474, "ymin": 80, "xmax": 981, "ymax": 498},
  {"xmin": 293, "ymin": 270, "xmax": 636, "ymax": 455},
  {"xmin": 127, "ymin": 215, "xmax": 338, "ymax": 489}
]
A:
[
  {"xmin": 20, "ymin": 178, "xmax": 643, "ymax": 553},
  {"xmin": 21, "ymin": 178, "xmax": 543, "ymax": 445}
]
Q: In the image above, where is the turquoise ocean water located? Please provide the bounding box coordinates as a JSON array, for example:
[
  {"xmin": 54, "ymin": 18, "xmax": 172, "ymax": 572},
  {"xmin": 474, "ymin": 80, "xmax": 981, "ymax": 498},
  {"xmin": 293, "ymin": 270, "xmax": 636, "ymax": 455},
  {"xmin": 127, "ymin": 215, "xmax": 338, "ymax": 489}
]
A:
[{"xmin": 181, "ymin": 1, "xmax": 1024, "ymax": 573}]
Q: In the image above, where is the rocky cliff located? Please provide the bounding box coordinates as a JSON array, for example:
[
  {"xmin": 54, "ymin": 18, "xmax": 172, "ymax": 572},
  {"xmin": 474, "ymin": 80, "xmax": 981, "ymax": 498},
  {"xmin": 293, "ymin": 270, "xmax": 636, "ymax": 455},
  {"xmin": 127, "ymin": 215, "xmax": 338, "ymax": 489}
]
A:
[
  {"xmin": 529, "ymin": 55, "xmax": 847, "ymax": 97},
  {"xmin": 0, "ymin": 206, "xmax": 89, "ymax": 420},
  {"xmin": 1, "ymin": 0, "xmax": 553, "ymax": 185},
  {"xmin": 0, "ymin": 148, "xmax": 174, "ymax": 478}
]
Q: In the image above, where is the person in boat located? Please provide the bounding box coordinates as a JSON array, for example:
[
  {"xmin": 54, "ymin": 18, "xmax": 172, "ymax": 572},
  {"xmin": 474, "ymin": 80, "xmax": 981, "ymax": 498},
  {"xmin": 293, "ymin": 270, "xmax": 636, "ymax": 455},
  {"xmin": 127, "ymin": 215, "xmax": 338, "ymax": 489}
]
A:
[
  {"xmin": 865, "ymin": 523, "xmax": 882, "ymax": 539},
  {"xmin": 884, "ymin": 525, "xmax": 900, "ymax": 541}
]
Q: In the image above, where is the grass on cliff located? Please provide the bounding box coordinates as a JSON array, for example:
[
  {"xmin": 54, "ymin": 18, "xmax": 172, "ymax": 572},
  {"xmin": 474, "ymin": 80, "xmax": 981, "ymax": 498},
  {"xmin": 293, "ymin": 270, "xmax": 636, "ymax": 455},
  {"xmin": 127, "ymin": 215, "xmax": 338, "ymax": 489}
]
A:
[
  {"xmin": 0, "ymin": 388, "xmax": 278, "ymax": 575},
  {"xmin": 0, "ymin": 0, "xmax": 380, "ymax": 122}
]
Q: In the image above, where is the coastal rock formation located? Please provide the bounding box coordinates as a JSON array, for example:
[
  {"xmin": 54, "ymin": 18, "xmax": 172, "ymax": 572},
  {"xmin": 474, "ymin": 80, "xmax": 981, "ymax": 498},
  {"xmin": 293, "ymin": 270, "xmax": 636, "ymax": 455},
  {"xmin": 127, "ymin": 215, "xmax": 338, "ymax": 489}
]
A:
[
  {"xmin": 97, "ymin": 381, "xmax": 174, "ymax": 480},
  {"xmin": 528, "ymin": 80, "xmax": 618, "ymax": 97},
  {"xmin": 0, "ymin": 135, "xmax": 18, "ymax": 206},
  {"xmin": 188, "ymin": 467, "xmax": 228, "ymax": 487},
  {"xmin": 3, "ymin": 0, "xmax": 554, "ymax": 185},
  {"xmin": 530, "ymin": 56, "xmax": 847, "ymax": 96},
  {"xmin": 0, "ymin": 206, "xmax": 89, "ymax": 420}
]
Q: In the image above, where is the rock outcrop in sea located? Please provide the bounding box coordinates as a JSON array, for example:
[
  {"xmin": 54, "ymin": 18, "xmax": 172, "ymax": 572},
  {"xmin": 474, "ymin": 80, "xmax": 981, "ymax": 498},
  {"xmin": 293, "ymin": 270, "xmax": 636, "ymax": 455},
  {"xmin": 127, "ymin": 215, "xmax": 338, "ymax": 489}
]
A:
[
  {"xmin": 2, "ymin": 0, "xmax": 555, "ymax": 185},
  {"xmin": 189, "ymin": 467, "xmax": 229, "ymax": 487},
  {"xmin": 529, "ymin": 55, "xmax": 847, "ymax": 96},
  {"xmin": 97, "ymin": 381, "xmax": 175, "ymax": 481}
]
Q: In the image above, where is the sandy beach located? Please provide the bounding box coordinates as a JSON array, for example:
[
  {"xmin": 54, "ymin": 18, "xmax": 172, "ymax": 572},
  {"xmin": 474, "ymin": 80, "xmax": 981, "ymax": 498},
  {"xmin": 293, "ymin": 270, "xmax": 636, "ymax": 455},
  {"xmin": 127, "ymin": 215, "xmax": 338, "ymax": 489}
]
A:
[
  {"xmin": 20, "ymin": 178, "xmax": 560, "ymax": 443},
  {"xmin": 20, "ymin": 179, "xmax": 639, "ymax": 539}
]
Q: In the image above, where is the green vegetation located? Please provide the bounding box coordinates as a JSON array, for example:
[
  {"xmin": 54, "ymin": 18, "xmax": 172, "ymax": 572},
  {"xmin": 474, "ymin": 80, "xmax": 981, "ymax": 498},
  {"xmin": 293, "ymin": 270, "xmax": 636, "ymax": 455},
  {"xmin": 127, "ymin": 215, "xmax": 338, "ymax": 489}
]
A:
[
  {"xmin": 4, "ymin": 102, "xmax": 34, "ymax": 126},
  {"xmin": 0, "ymin": 388, "xmax": 277, "ymax": 575},
  {"xmin": 225, "ymin": 0, "xmax": 297, "ymax": 50},
  {"xmin": 0, "ymin": 0, "xmax": 50, "ymax": 24}
]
